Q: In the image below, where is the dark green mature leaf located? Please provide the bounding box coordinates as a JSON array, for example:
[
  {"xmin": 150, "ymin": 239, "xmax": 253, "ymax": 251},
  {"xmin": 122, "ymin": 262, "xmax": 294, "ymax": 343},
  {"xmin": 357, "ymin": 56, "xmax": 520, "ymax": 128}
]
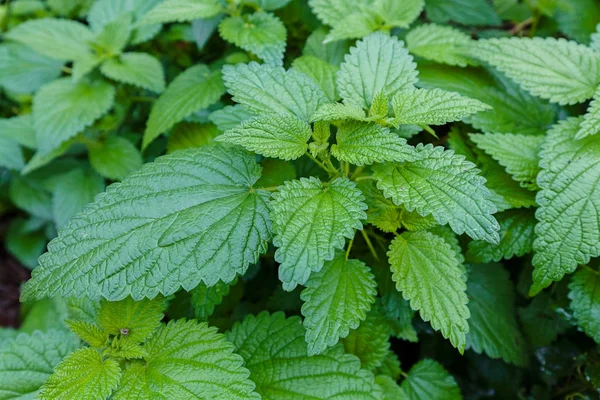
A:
[
  {"xmin": 569, "ymin": 268, "xmax": 600, "ymax": 343},
  {"xmin": 22, "ymin": 146, "xmax": 271, "ymax": 301},
  {"xmin": 425, "ymin": 0, "xmax": 501, "ymax": 26},
  {"xmin": 401, "ymin": 359, "xmax": 462, "ymax": 400},
  {"xmin": 88, "ymin": 136, "xmax": 143, "ymax": 181}
]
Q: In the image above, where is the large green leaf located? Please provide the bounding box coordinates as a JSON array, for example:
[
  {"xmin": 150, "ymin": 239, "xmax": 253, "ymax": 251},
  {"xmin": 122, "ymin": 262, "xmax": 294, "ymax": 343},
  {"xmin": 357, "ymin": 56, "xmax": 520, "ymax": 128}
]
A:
[
  {"xmin": 0, "ymin": 43, "xmax": 62, "ymax": 94},
  {"xmin": 22, "ymin": 146, "xmax": 271, "ymax": 301}
]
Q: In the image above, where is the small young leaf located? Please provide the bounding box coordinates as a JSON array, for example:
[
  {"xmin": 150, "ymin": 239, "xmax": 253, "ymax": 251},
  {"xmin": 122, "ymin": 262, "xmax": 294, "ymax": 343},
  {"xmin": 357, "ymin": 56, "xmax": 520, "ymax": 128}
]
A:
[
  {"xmin": 311, "ymin": 102, "xmax": 368, "ymax": 122},
  {"xmin": 401, "ymin": 359, "xmax": 462, "ymax": 400},
  {"xmin": 66, "ymin": 320, "xmax": 108, "ymax": 348},
  {"xmin": 98, "ymin": 296, "xmax": 166, "ymax": 342},
  {"xmin": 100, "ymin": 52, "xmax": 165, "ymax": 93},
  {"xmin": 191, "ymin": 279, "xmax": 234, "ymax": 320},
  {"xmin": 568, "ymin": 268, "xmax": 600, "ymax": 343}
]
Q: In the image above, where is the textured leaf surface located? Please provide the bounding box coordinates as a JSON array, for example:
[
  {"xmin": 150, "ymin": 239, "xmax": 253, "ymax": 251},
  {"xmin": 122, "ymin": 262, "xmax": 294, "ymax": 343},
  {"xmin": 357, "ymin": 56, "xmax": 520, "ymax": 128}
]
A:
[
  {"xmin": 38, "ymin": 347, "xmax": 122, "ymax": 400},
  {"xmin": 33, "ymin": 78, "xmax": 115, "ymax": 155},
  {"xmin": 219, "ymin": 12, "xmax": 286, "ymax": 65},
  {"xmin": 143, "ymin": 64, "xmax": 225, "ymax": 148},
  {"xmin": 270, "ymin": 177, "xmax": 367, "ymax": 290},
  {"xmin": 373, "ymin": 144, "xmax": 499, "ymax": 243},
  {"xmin": 476, "ymin": 37, "xmax": 600, "ymax": 105},
  {"xmin": 577, "ymin": 87, "xmax": 600, "ymax": 139},
  {"xmin": 470, "ymin": 133, "xmax": 543, "ymax": 190},
  {"xmin": 468, "ymin": 208, "xmax": 536, "ymax": 263},
  {"xmin": 331, "ymin": 121, "xmax": 414, "ymax": 166},
  {"xmin": 323, "ymin": 12, "xmax": 379, "ymax": 43},
  {"xmin": 0, "ymin": 330, "xmax": 79, "ymax": 399},
  {"xmin": 311, "ymin": 102, "xmax": 368, "ymax": 122},
  {"xmin": 89, "ymin": 136, "xmax": 143, "ymax": 181},
  {"xmin": 568, "ymin": 268, "xmax": 600, "ymax": 343},
  {"xmin": 392, "ymin": 88, "xmax": 490, "ymax": 125},
  {"xmin": 113, "ymin": 320, "xmax": 259, "ymax": 399},
  {"xmin": 292, "ymin": 55, "xmax": 339, "ymax": 102},
  {"xmin": 301, "ymin": 252, "xmax": 377, "ymax": 355},
  {"xmin": 191, "ymin": 279, "xmax": 233, "ymax": 320},
  {"xmin": 337, "ymin": 32, "xmax": 418, "ymax": 108},
  {"xmin": 308, "ymin": 0, "xmax": 373, "ymax": 26},
  {"xmin": 222, "ymin": 62, "xmax": 327, "ymax": 121},
  {"xmin": 388, "ymin": 231, "xmax": 470, "ymax": 351},
  {"xmin": 227, "ymin": 312, "xmax": 379, "ymax": 399},
  {"xmin": 139, "ymin": 0, "xmax": 223, "ymax": 25},
  {"xmin": 209, "ymin": 105, "xmax": 255, "ymax": 132},
  {"xmin": 466, "ymin": 264, "xmax": 527, "ymax": 366},
  {"xmin": 217, "ymin": 113, "xmax": 311, "ymax": 160},
  {"xmin": 406, "ymin": 23, "xmax": 477, "ymax": 67},
  {"xmin": 531, "ymin": 117, "xmax": 600, "ymax": 294},
  {"xmin": 52, "ymin": 168, "xmax": 105, "ymax": 229},
  {"xmin": 0, "ymin": 43, "xmax": 62, "ymax": 94},
  {"xmin": 100, "ymin": 52, "xmax": 165, "ymax": 93},
  {"xmin": 401, "ymin": 359, "xmax": 462, "ymax": 400},
  {"xmin": 343, "ymin": 313, "xmax": 390, "ymax": 370},
  {"xmin": 98, "ymin": 296, "xmax": 165, "ymax": 342},
  {"xmin": 374, "ymin": 0, "xmax": 423, "ymax": 28},
  {"xmin": 22, "ymin": 146, "xmax": 271, "ymax": 301}
]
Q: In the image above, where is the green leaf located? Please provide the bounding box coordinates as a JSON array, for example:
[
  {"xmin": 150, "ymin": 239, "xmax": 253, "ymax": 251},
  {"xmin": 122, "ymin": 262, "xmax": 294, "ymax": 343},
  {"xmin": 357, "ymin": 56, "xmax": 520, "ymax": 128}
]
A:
[
  {"xmin": 554, "ymin": 0, "xmax": 600, "ymax": 44},
  {"xmin": 401, "ymin": 359, "xmax": 462, "ymax": 400},
  {"xmin": 33, "ymin": 77, "xmax": 115, "ymax": 155},
  {"xmin": 592, "ymin": 23, "xmax": 600, "ymax": 52},
  {"xmin": 308, "ymin": 0, "xmax": 373, "ymax": 26},
  {"xmin": 425, "ymin": 0, "xmax": 500, "ymax": 26},
  {"xmin": 518, "ymin": 292, "xmax": 569, "ymax": 348},
  {"xmin": 22, "ymin": 145, "xmax": 271, "ymax": 301},
  {"xmin": 337, "ymin": 32, "xmax": 418, "ymax": 109},
  {"xmin": 373, "ymin": 0, "xmax": 424, "ymax": 28},
  {"xmin": 112, "ymin": 320, "xmax": 258, "ymax": 399},
  {"xmin": 167, "ymin": 122, "xmax": 220, "ymax": 153},
  {"xmin": 466, "ymin": 263, "xmax": 528, "ymax": 366},
  {"xmin": 311, "ymin": 102, "xmax": 369, "ymax": 122},
  {"xmin": 72, "ymin": 53, "xmax": 103, "ymax": 82},
  {"xmin": 89, "ymin": 136, "xmax": 143, "ymax": 181},
  {"xmin": 0, "ymin": 135, "xmax": 24, "ymax": 171},
  {"xmin": 373, "ymin": 144, "xmax": 500, "ymax": 243},
  {"xmin": 0, "ymin": 330, "xmax": 79, "ymax": 399},
  {"xmin": 143, "ymin": 64, "xmax": 225, "ymax": 148},
  {"xmin": 0, "ymin": 43, "xmax": 62, "ymax": 94},
  {"xmin": 388, "ymin": 231, "xmax": 470, "ymax": 352},
  {"xmin": 219, "ymin": 12, "xmax": 286, "ymax": 65},
  {"xmin": 468, "ymin": 208, "xmax": 536, "ymax": 263},
  {"xmin": 5, "ymin": 218, "xmax": 47, "ymax": 269},
  {"xmin": 303, "ymin": 28, "xmax": 349, "ymax": 66},
  {"xmin": 392, "ymin": 88, "xmax": 490, "ymax": 126},
  {"xmin": 406, "ymin": 23, "xmax": 478, "ymax": 67},
  {"xmin": 531, "ymin": 117, "xmax": 600, "ymax": 295},
  {"xmin": 343, "ymin": 313, "xmax": 391, "ymax": 371},
  {"xmin": 222, "ymin": 62, "xmax": 327, "ymax": 121},
  {"xmin": 216, "ymin": 113, "xmax": 312, "ymax": 160},
  {"xmin": 100, "ymin": 52, "xmax": 165, "ymax": 93},
  {"xmin": 242, "ymin": 0, "xmax": 291, "ymax": 10},
  {"xmin": 577, "ymin": 87, "xmax": 600, "ymax": 139},
  {"xmin": 5, "ymin": 18, "xmax": 94, "ymax": 61},
  {"xmin": 52, "ymin": 168, "xmax": 105, "ymax": 229},
  {"xmin": 569, "ymin": 268, "xmax": 600, "ymax": 343},
  {"xmin": 9, "ymin": 176, "xmax": 53, "ymax": 220},
  {"xmin": 98, "ymin": 296, "xmax": 165, "ymax": 342},
  {"xmin": 292, "ymin": 55, "xmax": 339, "ymax": 102},
  {"xmin": 0, "ymin": 114, "xmax": 36, "ymax": 149},
  {"xmin": 95, "ymin": 13, "xmax": 132, "ymax": 54},
  {"xmin": 470, "ymin": 133, "xmax": 543, "ymax": 190},
  {"xmin": 38, "ymin": 347, "xmax": 122, "ymax": 400},
  {"xmin": 324, "ymin": 11, "xmax": 379, "ymax": 43},
  {"xmin": 330, "ymin": 121, "xmax": 415, "ymax": 166},
  {"xmin": 209, "ymin": 105, "xmax": 255, "ymax": 132},
  {"xmin": 270, "ymin": 177, "xmax": 367, "ymax": 290},
  {"xmin": 191, "ymin": 279, "xmax": 234, "ymax": 320},
  {"xmin": 66, "ymin": 320, "xmax": 109, "ymax": 348},
  {"xmin": 301, "ymin": 252, "xmax": 377, "ymax": 355},
  {"xmin": 476, "ymin": 37, "xmax": 600, "ymax": 105},
  {"xmin": 227, "ymin": 312, "xmax": 379, "ymax": 399},
  {"xmin": 378, "ymin": 291, "xmax": 418, "ymax": 342},
  {"xmin": 138, "ymin": 0, "xmax": 223, "ymax": 25}
]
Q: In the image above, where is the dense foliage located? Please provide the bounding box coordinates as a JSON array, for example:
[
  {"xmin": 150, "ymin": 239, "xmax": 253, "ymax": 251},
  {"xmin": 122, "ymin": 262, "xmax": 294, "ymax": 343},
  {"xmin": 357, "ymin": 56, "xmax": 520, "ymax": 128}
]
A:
[{"xmin": 1, "ymin": 0, "xmax": 600, "ymax": 398}]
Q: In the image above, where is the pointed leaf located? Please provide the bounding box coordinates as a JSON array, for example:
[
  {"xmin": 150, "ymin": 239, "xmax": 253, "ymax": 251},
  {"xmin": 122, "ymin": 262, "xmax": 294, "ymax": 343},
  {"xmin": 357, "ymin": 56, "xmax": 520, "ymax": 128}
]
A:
[
  {"xmin": 406, "ymin": 23, "xmax": 477, "ymax": 67},
  {"xmin": 401, "ymin": 359, "xmax": 462, "ymax": 400},
  {"xmin": 577, "ymin": 87, "xmax": 600, "ymax": 139},
  {"xmin": 98, "ymin": 296, "xmax": 165, "ymax": 342},
  {"xmin": 89, "ymin": 136, "xmax": 143, "ymax": 181},
  {"xmin": 100, "ymin": 52, "xmax": 165, "ymax": 93}
]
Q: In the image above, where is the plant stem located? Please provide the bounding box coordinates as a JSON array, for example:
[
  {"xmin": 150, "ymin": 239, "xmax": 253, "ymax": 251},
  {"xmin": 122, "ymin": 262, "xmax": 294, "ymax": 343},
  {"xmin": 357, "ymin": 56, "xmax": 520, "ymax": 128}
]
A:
[
  {"xmin": 345, "ymin": 237, "xmax": 354, "ymax": 260},
  {"xmin": 361, "ymin": 229, "xmax": 379, "ymax": 261},
  {"xmin": 258, "ymin": 186, "xmax": 278, "ymax": 192},
  {"xmin": 306, "ymin": 152, "xmax": 333, "ymax": 174},
  {"xmin": 1, "ymin": 0, "xmax": 10, "ymax": 32}
]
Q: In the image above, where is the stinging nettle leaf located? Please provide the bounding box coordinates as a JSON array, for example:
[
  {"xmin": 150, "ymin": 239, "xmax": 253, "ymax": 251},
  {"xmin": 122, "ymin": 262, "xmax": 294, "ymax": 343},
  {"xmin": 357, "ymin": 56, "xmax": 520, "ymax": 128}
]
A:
[
  {"xmin": 270, "ymin": 177, "xmax": 367, "ymax": 290},
  {"xmin": 98, "ymin": 296, "xmax": 166, "ymax": 343},
  {"xmin": 308, "ymin": 0, "xmax": 373, "ymax": 27},
  {"xmin": 89, "ymin": 135, "xmax": 143, "ymax": 181},
  {"xmin": 401, "ymin": 359, "xmax": 462, "ymax": 400},
  {"xmin": 138, "ymin": 0, "xmax": 223, "ymax": 25},
  {"xmin": 568, "ymin": 268, "xmax": 600, "ymax": 343},
  {"xmin": 577, "ymin": 87, "xmax": 600, "ymax": 139},
  {"xmin": 100, "ymin": 52, "xmax": 166, "ymax": 93},
  {"xmin": 406, "ymin": 23, "xmax": 478, "ymax": 67},
  {"xmin": 292, "ymin": 55, "xmax": 339, "ymax": 102},
  {"xmin": 343, "ymin": 312, "xmax": 391, "ymax": 371},
  {"xmin": 0, "ymin": 43, "xmax": 63, "ymax": 94},
  {"xmin": 373, "ymin": 0, "xmax": 424, "ymax": 28},
  {"xmin": 22, "ymin": 145, "xmax": 271, "ymax": 301},
  {"xmin": 301, "ymin": 252, "xmax": 377, "ymax": 355},
  {"xmin": 373, "ymin": 144, "xmax": 500, "ymax": 243},
  {"xmin": 425, "ymin": 0, "xmax": 500, "ymax": 26}
]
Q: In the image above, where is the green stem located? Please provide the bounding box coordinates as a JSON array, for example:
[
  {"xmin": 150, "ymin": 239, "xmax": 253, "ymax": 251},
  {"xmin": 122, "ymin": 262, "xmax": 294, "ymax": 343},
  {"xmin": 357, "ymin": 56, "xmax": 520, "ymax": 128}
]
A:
[
  {"xmin": 257, "ymin": 186, "xmax": 278, "ymax": 192},
  {"xmin": 345, "ymin": 237, "xmax": 354, "ymax": 260},
  {"xmin": 1, "ymin": 0, "xmax": 11, "ymax": 32},
  {"xmin": 306, "ymin": 152, "xmax": 333, "ymax": 174},
  {"xmin": 351, "ymin": 165, "xmax": 365, "ymax": 179},
  {"xmin": 61, "ymin": 66, "xmax": 73, "ymax": 75},
  {"xmin": 361, "ymin": 229, "xmax": 379, "ymax": 261},
  {"xmin": 419, "ymin": 124, "xmax": 438, "ymax": 138}
]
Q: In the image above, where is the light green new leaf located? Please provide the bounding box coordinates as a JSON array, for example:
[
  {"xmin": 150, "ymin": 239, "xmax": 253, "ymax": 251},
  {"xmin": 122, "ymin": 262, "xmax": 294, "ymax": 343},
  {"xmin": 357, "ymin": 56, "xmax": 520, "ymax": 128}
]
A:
[
  {"xmin": 138, "ymin": 0, "xmax": 223, "ymax": 25},
  {"xmin": 406, "ymin": 23, "xmax": 478, "ymax": 67},
  {"xmin": 476, "ymin": 37, "xmax": 600, "ymax": 105},
  {"xmin": 219, "ymin": 12, "xmax": 286, "ymax": 65},
  {"xmin": 0, "ymin": 330, "xmax": 79, "ymax": 399},
  {"xmin": 392, "ymin": 88, "xmax": 490, "ymax": 126},
  {"xmin": 323, "ymin": 11, "xmax": 379, "ymax": 43},
  {"xmin": 308, "ymin": 0, "xmax": 373, "ymax": 26},
  {"xmin": 343, "ymin": 313, "xmax": 391, "ymax": 370},
  {"xmin": 143, "ymin": 64, "xmax": 225, "ymax": 148},
  {"xmin": 38, "ymin": 347, "xmax": 122, "ymax": 400},
  {"xmin": 113, "ymin": 320, "xmax": 258, "ymax": 399},
  {"xmin": 568, "ymin": 268, "xmax": 600, "ymax": 343},
  {"xmin": 311, "ymin": 102, "xmax": 368, "ymax": 122},
  {"xmin": 66, "ymin": 320, "xmax": 108, "ymax": 348},
  {"xmin": 101, "ymin": 52, "xmax": 165, "ymax": 93},
  {"xmin": 0, "ymin": 43, "xmax": 62, "ymax": 94},
  {"xmin": 89, "ymin": 136, "xmax": 143, "ymax": 181},
  {"xmin": 5, "ymin": 18, "xmax": 94, "ymax": 61},
  {"xmin": 373, "ymin": 144, "xmax": 500, "ymax": 243},
  {"xmin": 191, "ymin": 279, "xmax": 234, "ymax": 320},
  {"xmin": 577, "ymin": 87, "xmax": 600, "ymax": 139},
  {"xmin": 388, "ymin": 231, "xmax": 470, "ymax": 352},
  {"xmin": 52, "ymin": 168, "xmax": 105, "ymax": 229},
  {"xmin": 270, "ymin": 177, "xmax": 367, "ymax": 290},
  {"xmin": 222, "ymin": 62, "xmax": 327, "ymax": 121},
  {"xmin": 33, "ymin": 78, "xmax": 115, "ymax": 155},
  {"xmin": 401, "ymin": 359, "xmax": 462, "ymax": 400},
  {"xmin": 468, "ymin": 208, "xmax": 536, "ymax": 263},
  {"xmin": 301, "ymin": 252, "xmax": 377, "ymax": 355},
  {"xmin": 98, "ymin": 296, "xmax": 165, "ymax": 342},
  {"xmin": 227, "ymin": 312, "xmax": 379, "ymax": 399},
  {"xmin": 22, "ymin": 146, "xmax": 271, "ymax": 301},
  {"xmin": 425, "ymin": 0, "xmax": 500, "ymax": 26},
  {"xmin": 470, "ymin": 133, "xmax": 543, "ymax": 190},
  {"xmin": 95, "ymin": 13, "xmax": 132, "ymax": 54},
  {"xmin": 466, "ymin": 264, "xmax": 528, "ymax": 366},
  {"xmin": 374, "ymin": 0, "xmax": 423, "ymax": 28},
  {"xmin": 337, "ymin": 32, "xmax": 418, "ymax": 108},
  {"xmin": 331, "ymin": 121, "xmax": 415, "ymax": 166},
  {"xmin": 217, "ymin": 113, "xmax": 312, "ymax": 160},
  {"xmin": 292, "ymin": 55, "xmax": 339, "ymax": 102},
  {"xmin": 531, "ymin": 117, "xmax": 600, "ymax": 295}
]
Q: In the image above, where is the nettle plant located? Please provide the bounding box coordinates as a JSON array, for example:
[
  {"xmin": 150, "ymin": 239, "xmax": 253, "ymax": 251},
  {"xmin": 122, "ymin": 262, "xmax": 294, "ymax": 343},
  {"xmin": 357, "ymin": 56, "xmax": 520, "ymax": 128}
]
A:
[{"xmin": 2, "ymin": 0, "xmax": 600, "ymax": 398}]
